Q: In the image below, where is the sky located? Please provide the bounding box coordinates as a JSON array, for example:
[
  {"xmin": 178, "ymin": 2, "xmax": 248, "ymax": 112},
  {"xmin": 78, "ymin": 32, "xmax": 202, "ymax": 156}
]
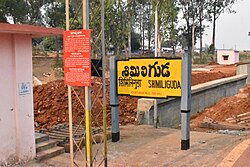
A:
[{"xmin": 201, "ymin": 0, "xmax": 250, "ymax": 51}]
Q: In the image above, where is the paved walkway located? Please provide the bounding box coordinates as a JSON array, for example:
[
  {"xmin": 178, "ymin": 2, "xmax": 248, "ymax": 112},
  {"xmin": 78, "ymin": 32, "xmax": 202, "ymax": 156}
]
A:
[
  {"xmin": 218, "ymin": 139, "xmax": 250, "ymax": 167},
  {"xmin": 17, "ymin": 125, "xmax": 250, "ymax": 167},
  {"xmin": 233, "ymin": 145, "xmax": 250, "ymax": 167}
]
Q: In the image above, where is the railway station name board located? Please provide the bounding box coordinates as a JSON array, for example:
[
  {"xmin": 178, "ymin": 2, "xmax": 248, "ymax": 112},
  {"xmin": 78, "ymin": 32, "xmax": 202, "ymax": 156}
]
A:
[{"xmin": 117, "ymin": 58, "xmax": 182, "ymax": 98}]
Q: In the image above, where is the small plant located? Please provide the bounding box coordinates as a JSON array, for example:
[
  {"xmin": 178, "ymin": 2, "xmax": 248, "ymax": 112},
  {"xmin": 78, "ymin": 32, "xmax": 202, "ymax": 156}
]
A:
[
  {"xmin": 53, "ymin": 59, "xmax": 64, "ymax": 77},
  {"xmin": 32, "ymin": 46, "xmax": 48, "ymax": 57},
  {"xmin": 193, "ymin": 57, "xmax": 208, "ymax": 64}
]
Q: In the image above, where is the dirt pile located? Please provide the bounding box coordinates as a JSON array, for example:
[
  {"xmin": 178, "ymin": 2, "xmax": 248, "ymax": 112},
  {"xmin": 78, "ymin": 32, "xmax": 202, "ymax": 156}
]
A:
[
  {"xmin": 192, "ymin": 64, "xmax": 236, "ymax": 86},
  {"xmin": 34, "ymin": 65, "xmax": 237, "ymax": 129},
  {"xmin": 192, "ymin": 71, "xmax": 231, "ymax": 86},
  {"xmin": 208, "ymin": 62, "xmax": 220, "ymax": 65},
  {"xmin": 34, "ymin": 77, "xmax": 138, "ymax": 129},
  {"xmin": 191, "ymin": 85, "xmax": 250, "ymax": 130}
]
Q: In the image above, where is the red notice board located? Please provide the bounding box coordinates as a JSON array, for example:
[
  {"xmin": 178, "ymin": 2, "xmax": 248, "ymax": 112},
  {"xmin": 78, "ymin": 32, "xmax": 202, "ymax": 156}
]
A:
[{"xmin": 64, "ymin": 30, "xmax": 91, "ymax": 86}]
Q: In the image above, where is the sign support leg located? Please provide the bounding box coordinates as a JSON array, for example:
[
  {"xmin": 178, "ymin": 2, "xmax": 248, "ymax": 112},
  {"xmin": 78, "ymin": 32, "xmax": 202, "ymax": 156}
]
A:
[
  {"xmin": 154, "ymin": 4, "xmax": 159, "ymax": 128},
  {"xmin": 181, "ymin": 111, "xmax": 190, "ymax": 150},
  {"xmin": 110, "ymin": 56, "xmax": 120, "ymax": 142},
  {"xmin": 101, "ymin": 0, "xmax": 108, "ymax": 166},
  {"xmin": 154, "ymin": 99, "xmax": 158, "ymax": 128},
  {"xmin": 83, "ymin": 0, "xmax": 92, "ymax": 166},
  {"xmin": 85, "ymin": 87, "xmax": 93, "ymax": 166},
  {"xmin": 68, "ymin": 86, "xmax": 74, "ymax": 167},
  {"xmin": 111, "ymin": 105, "xmax": 120, "ymax": 142},
  {"xmin": 181, "ymin": 51, "xmax": 192, "ymax": 150},
  {"xmin": 65, "ymin": 1, "xmax": 74, "ymax": 166}
]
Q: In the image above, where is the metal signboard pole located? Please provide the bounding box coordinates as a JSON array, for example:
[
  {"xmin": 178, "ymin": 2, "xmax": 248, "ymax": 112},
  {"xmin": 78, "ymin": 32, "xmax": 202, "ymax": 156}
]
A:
[
  {"xmin": 65, "ymin": 0, "xmax": 74, "ymax": 166},
  {"xmin": 154, "ymin": 2, "xmax": 158, "ymax": 128},
  {"xmin": 83, "ymin": 0, "xmax": 93, "ymax": 166},
  {"xmin": 110, "ymin": 56, "xmax": 120, "ymax": 142},
  {"xmin": 181, "ymin": 51, "xmax": 192, "ymax": 150},
  {"xmin": 101, "ymin": 0, "xmax": 108, "ymax": 166}
]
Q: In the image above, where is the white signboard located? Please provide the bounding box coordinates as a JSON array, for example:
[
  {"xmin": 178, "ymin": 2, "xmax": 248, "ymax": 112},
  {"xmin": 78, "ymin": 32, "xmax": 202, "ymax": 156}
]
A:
[{"xmin": 18, "ymin": 82, "xmax": 31, "ymax": 95}]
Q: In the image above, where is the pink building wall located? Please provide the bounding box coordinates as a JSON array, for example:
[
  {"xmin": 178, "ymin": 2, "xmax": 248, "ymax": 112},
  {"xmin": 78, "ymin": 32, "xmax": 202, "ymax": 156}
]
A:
[
  {"xmin": 0, "ymin": 34, "xmax": 35, "ymax": 164},
  {"xmin": 0, "ymin": 34, "xmax": 17, "ymax": 163},
  {"xmin": 0, "ymin": 23, "xmax": 63, "ymax": 165},
  {"xmin": 217, "ymin": 50, "xmax": 240, "ymax": 65}
]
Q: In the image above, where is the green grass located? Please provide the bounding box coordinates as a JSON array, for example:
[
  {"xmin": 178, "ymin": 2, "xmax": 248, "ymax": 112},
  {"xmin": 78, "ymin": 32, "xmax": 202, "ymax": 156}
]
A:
[
  {"xmin": 240, "ymin": 53, "xmax": 250, "ymax": 62},
  {"xmin": 193, "ymin": 53, "xmax": 215, "ymax": 64}
]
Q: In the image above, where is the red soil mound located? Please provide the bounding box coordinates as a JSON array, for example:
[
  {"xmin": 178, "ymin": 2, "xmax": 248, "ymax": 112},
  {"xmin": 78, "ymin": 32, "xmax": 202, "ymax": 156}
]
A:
[
  {"xmin": 34, "ymin": 77, "xmax": 138, "ymax": 129},
  {"xmin": 191, "ymin": 85, "xmax": 250, "ymax": 130},
  {"xmin": 34, "ymin": 65, "xmax": 237, "ymax": 129}
]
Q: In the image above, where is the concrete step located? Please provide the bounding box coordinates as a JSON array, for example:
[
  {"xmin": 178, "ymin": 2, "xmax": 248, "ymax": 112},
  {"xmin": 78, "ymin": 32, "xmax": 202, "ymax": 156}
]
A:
[
  {"xmin": 35, "ymin": 133, "xmax": 49, "ymax": 144},
  {"xmin": 36, "ymin": 146, "xmax": 65, "ymax": 162},
  {"xmin": 36, "ymin": 140, "xmax": 58, "ymax": 153},
  {"xmin": 46, "ymin": 131, "xmax": 83, "ymax": 139},
  {"xmin": 49, "ymin": 129, "xmax": 84, "ymax": 136},
  {"xmin": 48, "ymin": 134, "xmax": 81, "ymax": 143},
  {"xmin": 47, "ymin": 134, "xmax": 67, "ymax": 140}
]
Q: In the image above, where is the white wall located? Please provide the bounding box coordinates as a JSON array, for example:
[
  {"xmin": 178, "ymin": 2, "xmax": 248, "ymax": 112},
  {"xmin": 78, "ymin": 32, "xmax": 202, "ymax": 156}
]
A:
[
  {"xmin": 0, "ymin": 34, "xmax": 35, "ymax": 165},
  {"xmin": 217, "ymin": 50, "xmax": 239, "ymax": 65},
  {"xmin": 235, "ymin": 52, "xmax": 240, "ymax": 63}
]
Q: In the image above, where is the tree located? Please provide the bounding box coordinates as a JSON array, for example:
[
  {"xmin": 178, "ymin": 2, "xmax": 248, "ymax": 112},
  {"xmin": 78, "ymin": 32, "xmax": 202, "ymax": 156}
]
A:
[
  {"xmin": 0, "ymin": 1, "xmax": 8, "ymax": 23},
  {"xmin": 152, "ymin": 0, "xmax": 178, "ymax": 57},
  {"xmin": 132, "ymin": 0, "xmax": 153, "ymax": 54},
  {"xmin": 144, "ymin": 1, "xmax": 153, "ymax": 53},
  {"xmin": 177, "ymin": 0, "xmax": 193, "ymax": 57},
  {"xmin": 197, "ymin": 0, "xmax": 210, "ymax": 62},
  {"xmin": 208, "ymin": 0, "xmax": 238, "ymax": 54},
  {"xmin": 44, "ymin": 0, "xmax": 65, "ymax": 28},
  {"xmin": 134, "ymin": 0, "xmax": 146, "ymax": 54},
  {"xmin": 131, "ymin": 31, "xmax": 141, "ymax": 51},
  {"xmin": 159, "ymin": 0, "xmax": 178, "ymax": 56},
  {"xmin": 0, "ymin": 0, "xmax": 29, "ymax": 23},
  {"xmin": 43, "ymin": 0, "xmax": 133, "ymax": 57},
  {"xmin": 43, "ymin": 0, "xmax": 65, "ymax": 60},
  {"xmin": 25, "ymin": 0, "xmax": 46, "ymax": 25},
  {"xmin": 105, "ymin": 1, "xmax": 130, "ymax": 55},
  {"xmin": 178, "ymin": 0, "xmax": 206, "ymax": 62},
  {"xmin": 0, "ymin": 0, "xmax": 46, "ymax": 24}
]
